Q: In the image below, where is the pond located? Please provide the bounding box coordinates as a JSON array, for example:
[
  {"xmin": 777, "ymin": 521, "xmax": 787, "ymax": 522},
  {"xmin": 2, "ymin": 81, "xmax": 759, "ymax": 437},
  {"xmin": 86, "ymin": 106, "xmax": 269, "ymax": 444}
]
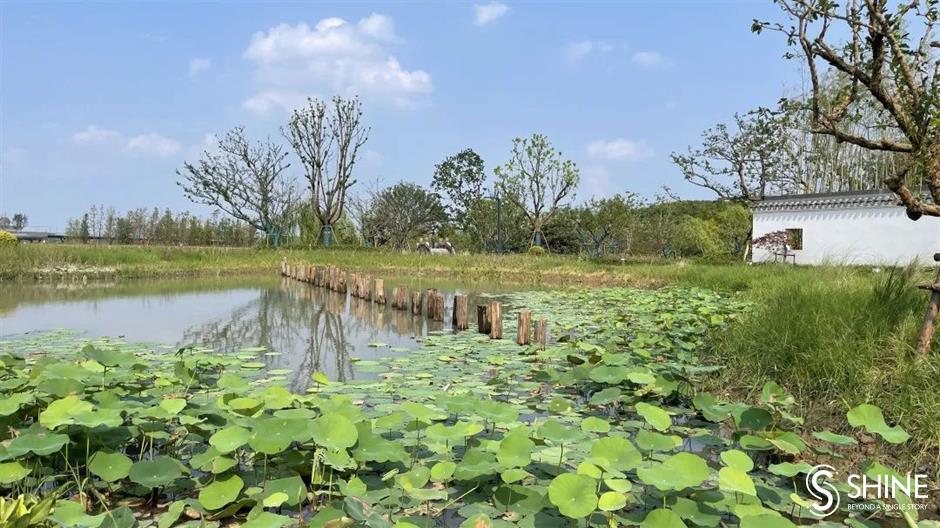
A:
[{"xmin": 0, "ymin": 274, "xmax": 522, "ymax": 391}]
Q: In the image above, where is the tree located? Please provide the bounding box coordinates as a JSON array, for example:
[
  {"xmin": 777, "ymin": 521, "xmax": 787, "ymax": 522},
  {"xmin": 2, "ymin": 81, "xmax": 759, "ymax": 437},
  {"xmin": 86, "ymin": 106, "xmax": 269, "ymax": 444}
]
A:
[
  {"xmin": 285, "ymin": 96, "xmax": 370, "ymax": 246},
  {"xmin": 178, "ymin": 127, "xmax": 297, "ymax": 245},
  {"xmin": 575, "ymin": 193, "xmax": 645, "ymax": 257},
  {"xmin": 494, "ymin": 133, "xmax": 580, "ymax": 248},
  {"xmin": 432, "ymin": 149, "xmax": 487, "ymax": 228},
  {"xmin": 755, "ymin": 0, "xmax": 940, "ymax": 218},
  {"xmin": 672, "ymin": 107, "xmax": 800, "ymax": 202},
  {"xmin": 361, "ymin": 183, "xmax": 447, "ymax": 250},
  {"xmin": 11, "ymin": 214, "xmax": 27, "ymax": 230},
  {"xmin": 0, "ymin": 217, "xmax": 10, "ymax": 230},
  {"xmin": 79, "ymin": 214, "xmax": 90, "ymax": 243}
]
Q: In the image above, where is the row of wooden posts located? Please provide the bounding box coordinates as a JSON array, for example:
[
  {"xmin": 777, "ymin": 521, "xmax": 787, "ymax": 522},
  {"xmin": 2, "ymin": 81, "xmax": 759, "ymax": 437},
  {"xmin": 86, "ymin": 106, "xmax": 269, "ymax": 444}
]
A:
[{"xmin": 281, "ymin": 261, "xmax": 548, "ymax": 347}]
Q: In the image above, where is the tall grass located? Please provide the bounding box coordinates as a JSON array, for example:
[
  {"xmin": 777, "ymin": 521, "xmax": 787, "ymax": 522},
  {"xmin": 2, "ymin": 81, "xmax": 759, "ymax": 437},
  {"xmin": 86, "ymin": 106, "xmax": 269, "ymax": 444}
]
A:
[{"xmin": 709, "ymin": 264, "xmax": 940, "ymax": 471}]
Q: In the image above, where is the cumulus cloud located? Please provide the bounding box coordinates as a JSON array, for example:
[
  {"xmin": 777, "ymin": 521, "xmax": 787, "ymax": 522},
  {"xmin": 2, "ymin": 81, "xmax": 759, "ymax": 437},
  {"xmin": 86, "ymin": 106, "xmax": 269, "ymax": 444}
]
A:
[
  {"xmin": 188, "ymin": 58, "xmax": 211, "ymax": 77},
  {"xmin": 586, "ymin": 139, "xmax": 653, "ymax": 161},
  {"xmin": 473, "ymin": 2, "xmax": 509, "ymax": 25},
  {"xmin": 631, "ymin": 50, "xmax": 667, "ymax": 67},
  {"xmin": 242, "ymin": 13, "xmax": 432, "ymax": 114},
  {"xmin": 71, "ymin": 126, "xmax": 180, "ymax": 158}
]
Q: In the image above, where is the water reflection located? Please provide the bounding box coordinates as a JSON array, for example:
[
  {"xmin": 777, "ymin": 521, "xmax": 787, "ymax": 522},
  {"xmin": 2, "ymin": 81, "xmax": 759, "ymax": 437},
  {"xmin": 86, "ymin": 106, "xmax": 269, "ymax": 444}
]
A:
[{"xmin": 0, "ymin": 276, "xmax": 507, "ymax": 391}]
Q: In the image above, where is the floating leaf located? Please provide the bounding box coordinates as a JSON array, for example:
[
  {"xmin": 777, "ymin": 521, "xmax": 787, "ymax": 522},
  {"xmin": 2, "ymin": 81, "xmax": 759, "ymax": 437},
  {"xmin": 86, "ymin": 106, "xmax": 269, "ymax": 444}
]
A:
[
  {"xmin": 548, "ymin": 473, "xmax": 597, "ymax": 519},
  {"xmin": 89, "ymin": 451, "xmax": 133, "ymax": 482},
  {"xmin": 846, "ymin": 404, "xmax": 910, "ymax": 444},
  {"xmin": 198, "ymin": 474, "xmax": 243, "ymax": 510}
]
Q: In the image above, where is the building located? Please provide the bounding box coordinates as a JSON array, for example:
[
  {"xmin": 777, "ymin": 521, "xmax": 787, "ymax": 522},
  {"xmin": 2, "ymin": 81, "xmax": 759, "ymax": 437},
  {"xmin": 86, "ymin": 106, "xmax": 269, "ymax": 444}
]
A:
[{"xmin": 751, "ymin": 190, "xmax": 939, "ymax": 265}]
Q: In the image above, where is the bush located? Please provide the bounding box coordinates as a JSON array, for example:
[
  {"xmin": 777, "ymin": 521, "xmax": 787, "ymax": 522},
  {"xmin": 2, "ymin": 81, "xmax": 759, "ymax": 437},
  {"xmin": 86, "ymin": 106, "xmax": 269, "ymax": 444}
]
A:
[
  {"xmin": 0, "ymin": 230, "xmax": 17, "ymax": 246},
  {"xmin": 528, "ymin": 245, "xmax": 545, "ymax": 256}
]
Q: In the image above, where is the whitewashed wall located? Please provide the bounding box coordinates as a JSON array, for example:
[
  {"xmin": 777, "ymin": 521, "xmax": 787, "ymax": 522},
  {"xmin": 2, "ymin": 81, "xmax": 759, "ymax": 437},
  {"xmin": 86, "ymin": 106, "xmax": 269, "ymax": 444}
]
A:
[{"xmin": 752, "ymin": 205, "xmax": 940, "ymax": 265}]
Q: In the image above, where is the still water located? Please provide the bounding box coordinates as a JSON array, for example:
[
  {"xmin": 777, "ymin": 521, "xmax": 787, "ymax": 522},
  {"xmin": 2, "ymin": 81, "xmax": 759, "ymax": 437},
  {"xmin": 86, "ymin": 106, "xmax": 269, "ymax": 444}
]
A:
[{"xmin": 0, "ymin": 275, "xmax": 518, "ymax": 391}]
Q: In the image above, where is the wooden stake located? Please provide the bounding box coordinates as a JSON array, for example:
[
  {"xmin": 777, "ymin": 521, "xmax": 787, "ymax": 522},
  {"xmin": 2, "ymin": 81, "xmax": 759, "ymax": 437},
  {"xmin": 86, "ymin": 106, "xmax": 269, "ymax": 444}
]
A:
[
  {"xmin": 534, "ymin": 318, "xmax": 548, "ymax": 349},
  {"xmin": 453, "ymin": 294, "xmax": 469, "ymax": 331},
  {"xmin": 517, "ymin": 309, "xmax": 532, "ymax": 345},
  {"xmin": 374, "ymin": 278, "xmax": 386, "ymax": 304},
  {"xmin": 488, "ymin": 301, "xmax": 502, "ymax": 339},
  {"xmin": 412, "ymin": 291, "xmax": 422, "ymax": 315},
  {"xmin": 477, "ymin": 305, "xmax": 490, "ymax": 334},
  {"xmin": 433, "ymin": 292, "xmax": 445, "ymax": 321},
  {"xmin": 916, "ymin": 253, "xmax": 940, "ymax": 356}
]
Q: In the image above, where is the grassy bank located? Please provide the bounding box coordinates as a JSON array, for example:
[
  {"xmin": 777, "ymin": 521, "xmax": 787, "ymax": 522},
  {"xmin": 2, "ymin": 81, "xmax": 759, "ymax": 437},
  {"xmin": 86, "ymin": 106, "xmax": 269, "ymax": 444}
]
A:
[{"xmin": 0, "ymin": 243, "xmax": 892, "ymax": 291}]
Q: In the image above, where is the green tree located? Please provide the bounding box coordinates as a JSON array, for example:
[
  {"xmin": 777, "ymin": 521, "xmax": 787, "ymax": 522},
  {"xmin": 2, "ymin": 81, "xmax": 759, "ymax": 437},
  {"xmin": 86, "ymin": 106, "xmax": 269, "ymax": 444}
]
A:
[
  {"xmin": 575, "ymin": 193, "xmax": 645, "ymax": 257},
  {"xmin": 494, "ymin": 133, "xmax": 580, "ymax": 248},
  {"xmin": 431, "ymin": 148, "xmax": 487, "ymax": 229},
  {"xmin": 361, "ymin": 183, "xmax": 447, "ymax": 250},
  {"xmin": 11, "ymin": 213, "xmax": 27, "ymax": 231}
]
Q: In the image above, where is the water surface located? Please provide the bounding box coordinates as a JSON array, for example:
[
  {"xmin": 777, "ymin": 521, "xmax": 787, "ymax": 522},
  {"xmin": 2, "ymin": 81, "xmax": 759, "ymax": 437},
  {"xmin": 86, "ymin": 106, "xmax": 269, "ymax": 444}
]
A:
[{"xmin": 0, "ymin": 274, "xmax": 519, "ymax": 390}]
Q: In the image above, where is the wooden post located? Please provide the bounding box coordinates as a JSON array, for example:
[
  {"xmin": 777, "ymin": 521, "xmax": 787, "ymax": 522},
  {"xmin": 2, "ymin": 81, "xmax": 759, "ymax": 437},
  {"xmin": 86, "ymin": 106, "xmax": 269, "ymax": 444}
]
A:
[
  {"xmin": 352, "ymin": 273, "xmax": 361, "ymax": 298},
  {"xmin": 412, "ymin": 291, "xmax": 422, "ymax": 315},
  {"xmin": 433, "ymin": 292, "xmax": 445, "ymax": 321},
  {"xmin": 374, "ymin": 278, "xmax": 386, "ymax": 305},
  {"xmin": 338, "ymin": 271, "xmax": 347, "ymax": 293},
  {"xmin": 517, "ymin": 309, "xmax": 532, "ymax": 345},
  {"xmin": 477, "ymin": 305, "xmax": 490, "ymax": 334},
  {"xmin": 489, "ymin": 302, "xmax": 502, "ymax": 339},
  {"xmin": 398, "ymin": 286, "xmax": 409, "ymax": 311},
  {"xmin": 423, "ymin": 289, "xmax": 435, "ymax": 318},
  {"xmin": 391, "ymin": 286, "xmax": 400, "ymax": 308},
  {"xmin": 281, "ymin": 259, "xmax": 287, "ymax": 276},
  {"xmin": 534, "ymin": 318, "xmax": 548, "ymax": 349},
  {"xmin": 364, "ymin": 275, "xmax": 373, "ymax": 301},
  {"xmin": 453, "ymin": 294, "xmax": 469, "ymax": 331},
  {"xmin": 916, "ymin": 253, "xmax": 940, "ymax": 356}
]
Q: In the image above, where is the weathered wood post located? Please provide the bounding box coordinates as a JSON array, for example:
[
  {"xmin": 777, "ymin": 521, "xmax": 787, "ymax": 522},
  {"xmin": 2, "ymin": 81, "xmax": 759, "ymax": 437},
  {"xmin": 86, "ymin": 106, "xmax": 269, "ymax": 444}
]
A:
[
  {"xmin": 534, "ymin": 318, "xmax": 548, "ymax": 349},
  {"xmin": 916, "ymin": 253, "xmax": 940, "ymax": 356},
  {"xmin": 364, "ymin": 275, "xmax": 373, "ymax": 301},
  {"xmin": 412, "ymin": 291, "xmax": 423, "ymax": 315},
  {"xmin": 488, "ymin": 301, "xmax": 502, "ymax": 339},
  {"xmin": 453, "ymin": 294, "xmax": 469, "ymax": 330},
  {"xmin": 281, "ymin": 258, "xmax": 287, "ymax": 276},
  {"xmin": 398, "ymin": 286, "xmax": 409, "ymax": 310},
  {"xmin": 352, "ymin": 273, "xmax": 362, "ymax": 298},
  {"xmin": 432, "ymin": 292, "xmax": 445, "ymax": 322},
  {"xmin": 517, "ymin": 309, "xmax": 532, "ymax": 345},
  {"xmin": 338, "ymin": 271, "xmax": 347, "ymax": 293},
  {"xmin": 374, "ymin": 278, "xmax": 386, "ymax": 305},
  {"xmin": 477, "ymin": 305, "xmax": 490, "ymax": 334},
  {"xmin": 423, "ymin": 289, "xmax": 434, "ymax": 318},
  {"xmin": 391, "ymin": 286, "xmax": 400, "ymax": 309}
]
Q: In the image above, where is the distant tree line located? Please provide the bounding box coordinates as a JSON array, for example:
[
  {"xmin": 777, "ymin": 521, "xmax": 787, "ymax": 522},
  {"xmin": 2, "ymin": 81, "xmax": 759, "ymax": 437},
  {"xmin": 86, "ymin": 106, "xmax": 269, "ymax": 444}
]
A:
[
  {"xmin": 64, "ymin": 206, "xmax": 255, "ymax": 246},
  {"xmin": 0, "ymin": 213, "xmax": 28, "ymax": 231}
]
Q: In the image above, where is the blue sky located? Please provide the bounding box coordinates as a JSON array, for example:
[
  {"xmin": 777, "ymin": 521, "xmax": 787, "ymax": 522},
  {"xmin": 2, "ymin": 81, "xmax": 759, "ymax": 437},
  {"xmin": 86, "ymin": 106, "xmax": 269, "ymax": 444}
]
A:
[{"xmin": 0, "ymin": 1, "xmax": 798, "ymax": 230}]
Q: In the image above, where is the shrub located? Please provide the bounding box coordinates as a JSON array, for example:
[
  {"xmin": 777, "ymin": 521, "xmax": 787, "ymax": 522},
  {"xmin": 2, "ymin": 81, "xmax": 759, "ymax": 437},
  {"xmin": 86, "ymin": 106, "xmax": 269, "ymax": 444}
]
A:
[
  {"xmin": 528, "ymin": 245, "xmax": 546, "ymax": 256},
  {"xmin": 0, "ymin": 230, "xmax": 17, "ymax": 246}
]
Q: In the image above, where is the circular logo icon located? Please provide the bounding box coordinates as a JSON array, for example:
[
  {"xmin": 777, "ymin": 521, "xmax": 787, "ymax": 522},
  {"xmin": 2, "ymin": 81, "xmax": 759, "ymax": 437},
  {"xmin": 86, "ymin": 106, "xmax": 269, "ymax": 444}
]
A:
[{"xmin": 806, "ymin": 464, "xmax": 840, "ymax": 517}]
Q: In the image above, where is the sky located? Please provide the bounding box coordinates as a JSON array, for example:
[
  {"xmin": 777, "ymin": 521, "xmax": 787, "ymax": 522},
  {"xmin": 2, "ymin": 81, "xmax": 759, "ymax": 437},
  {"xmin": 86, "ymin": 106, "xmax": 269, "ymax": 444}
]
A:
[{"xmin": 0, "ymin": 1, "xmax": 800, "ymax": 231}]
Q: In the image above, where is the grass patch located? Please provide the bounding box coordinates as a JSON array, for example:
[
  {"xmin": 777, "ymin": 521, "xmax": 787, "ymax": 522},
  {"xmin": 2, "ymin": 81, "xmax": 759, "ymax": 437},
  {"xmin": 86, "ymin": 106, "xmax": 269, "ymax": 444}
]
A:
[{"xmin": 709, "ymin": 264, "xmax": 940, "ymax": 473}]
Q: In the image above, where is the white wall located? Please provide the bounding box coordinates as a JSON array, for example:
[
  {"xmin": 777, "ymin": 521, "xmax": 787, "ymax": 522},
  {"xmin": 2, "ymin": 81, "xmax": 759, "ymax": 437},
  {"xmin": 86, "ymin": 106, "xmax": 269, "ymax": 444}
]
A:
[{"xmin": 752, "ymin": 205, "xmax": 940, "ymax": 265}]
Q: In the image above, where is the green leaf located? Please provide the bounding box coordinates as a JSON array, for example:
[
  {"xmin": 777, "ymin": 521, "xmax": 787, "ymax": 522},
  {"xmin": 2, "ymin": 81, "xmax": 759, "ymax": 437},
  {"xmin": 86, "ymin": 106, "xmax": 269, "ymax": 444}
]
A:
[
  {"xmin": 209, "ymin": 426, "xmax": 250, "ymax": 454},
  {"xmin": 496, "ymin": 431, "xmax": 534, "ymax": 467},
  {"xmin": 597, "ymin": 491, "xmax": 626, "ymax": 512},
  {"xmin": 719, "ymin": 449, "xmax": 754, "ymax": 472},
  {"xmin": 89, "ymin": 451, "xmax": 133, "ymax": 482},
  {"xmin": 198, "ymin": 474, "xmax": 243, "ymax": 510},
  {"xmin": 846, "ymin": 404, "xmax": 910, "ymax": 444},
  {"xmin": 129, "ymin": 457, "xmax": 182, "ymax": 488},
  {"xmin": 637, "ymin": 452, "xmax": 710, "ymax": 491},
  {"xmin": 311, "ymin": 414, "xmax": 359, "ymax": 450},
  {"xmin": 718, "ymin": 466, "xmax": 756, "ymax": 496},
  {"xmin": 548, "ymin": 473, "xmax": 598, "ymax": 519},
  {"xmin": 641, "ymin": 508, "xmax": 686, "ymax": 528},
  {"xmin": 636, "ymin": 402, "xmax": 671, "ymax": 431},
  {"xmin": 591, "ymin": 436, "xmax": 641, "ymax": 471},
  {"xmin": 0, "ymin": 460, "xmax": 30, "ymax": 484}
]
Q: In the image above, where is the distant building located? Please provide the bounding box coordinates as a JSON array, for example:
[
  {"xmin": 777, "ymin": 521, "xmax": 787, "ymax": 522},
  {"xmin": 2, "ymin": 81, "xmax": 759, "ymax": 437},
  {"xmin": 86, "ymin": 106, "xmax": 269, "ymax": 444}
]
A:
[
  {"xmin": 751, "ymin": 190, "xmax": 939, "ymax": 265},
  {"xmin": 10, "ymin": 231, "xmax": 66, "ymax": 243}
]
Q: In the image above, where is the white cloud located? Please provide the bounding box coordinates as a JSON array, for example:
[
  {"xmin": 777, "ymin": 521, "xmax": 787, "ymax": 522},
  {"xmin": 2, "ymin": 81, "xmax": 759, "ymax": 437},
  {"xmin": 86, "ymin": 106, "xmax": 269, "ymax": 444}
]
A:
[
  {"xmin": 474, "ymin": 2, "xmax": 509, "ymax": 25},
  {"xmin": 243, "ymin": 14, "xmax": 432, "ymax": 113},
  {"xmin": 631, "ymin": 51, "xmax": 666, "ymax": 67},
  {"xmin": 188, "ymin": 58, "xmax": 211, "ymax": 77},
  {"xmin": 125, "ymin": 133, "xmax": 181, "ymax": 157},
  {"xmin": 71, "ymin": 126, "xmax": 180, "ymax": 158},
  {"xmin": 586, "ymin": 139, "xmax": 654, "ymax": 161},
  {"xmin": 564, "ymin": 40, "xmax": 617, "ymax": 63},
  {"xmin": 72, "ymin": 125, "xmax": 121, "ymax": 144}
]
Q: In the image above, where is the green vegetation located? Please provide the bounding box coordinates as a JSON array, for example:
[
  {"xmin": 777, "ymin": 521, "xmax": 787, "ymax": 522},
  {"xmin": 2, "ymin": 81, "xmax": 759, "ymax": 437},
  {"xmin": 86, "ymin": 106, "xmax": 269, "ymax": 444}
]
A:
[
  {"xmin": 0, "ymin": 287, "xmax": 925, "ymax": 527},
  {"xmin": 0, "ymin": 230, "xmax": 17, "ymax": 246}
]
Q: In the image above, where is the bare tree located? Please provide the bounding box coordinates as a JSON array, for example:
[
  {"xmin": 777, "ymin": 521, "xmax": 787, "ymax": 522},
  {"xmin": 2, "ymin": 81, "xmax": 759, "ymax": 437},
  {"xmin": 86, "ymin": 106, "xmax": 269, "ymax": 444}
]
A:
[
  {"xmin": 494, "ymin": 133, "xmax": 580, "ymax": 248},
  {"xmin": 755, "ymin": 0, "xmax": 940, "ymax": 218},
  {"xmin": 178, "ymin": 127, "xmax": 297, "ymax": 245},
  {"xmin": 672, "ymin": 107, "xmax": 801, "ymax": 202},
  {"xmin": 285, "ymin": 96, "xmax": 370, "ymax": 246}
]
